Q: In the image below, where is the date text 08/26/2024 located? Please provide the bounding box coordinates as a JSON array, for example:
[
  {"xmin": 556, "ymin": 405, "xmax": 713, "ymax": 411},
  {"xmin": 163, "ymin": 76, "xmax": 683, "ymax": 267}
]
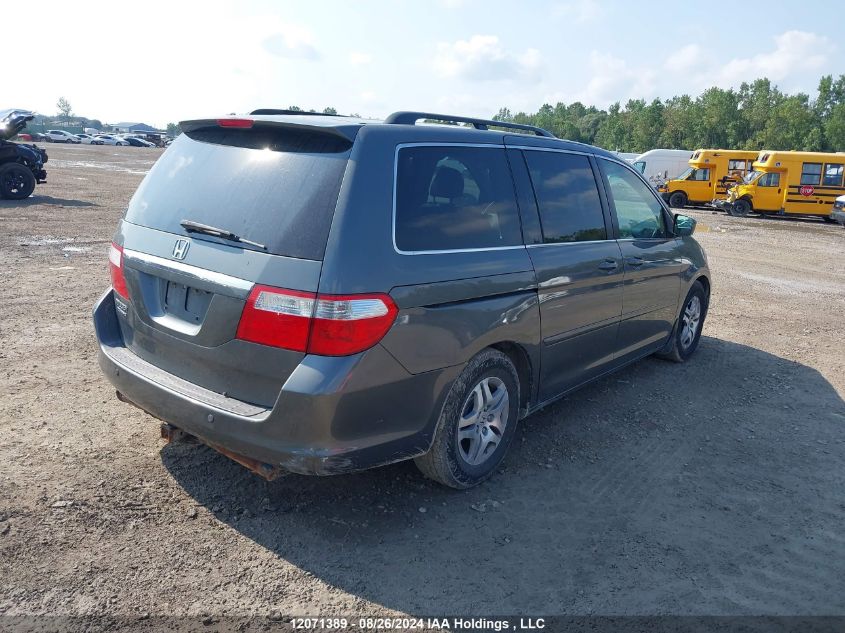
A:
[{"xmin": 291, "ymin": 617, "xmax": 547, "ymax": 631}]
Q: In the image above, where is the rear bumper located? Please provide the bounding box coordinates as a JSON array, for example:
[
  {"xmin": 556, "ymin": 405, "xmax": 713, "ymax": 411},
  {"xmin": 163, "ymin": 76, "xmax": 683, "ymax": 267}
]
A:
[
  {"xmin": 831, "ymin": 209, "xmax": 845, "ymax": 226},
  {"xmin": 93, "ymin": 290, "xmax": 459, "ymax": 475}
]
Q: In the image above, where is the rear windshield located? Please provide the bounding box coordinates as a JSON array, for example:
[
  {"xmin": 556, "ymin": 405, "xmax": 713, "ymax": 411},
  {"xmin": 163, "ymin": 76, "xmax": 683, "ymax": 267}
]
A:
[{"xmin": 123, "ymin": 124, "xmax": 351, "ymax": 260}]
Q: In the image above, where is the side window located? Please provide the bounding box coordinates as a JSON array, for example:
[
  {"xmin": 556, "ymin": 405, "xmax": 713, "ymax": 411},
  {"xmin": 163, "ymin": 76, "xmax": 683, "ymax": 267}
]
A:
[
  {"xmin": 394, "ymin": 146, "xmax": 522, "ymax": 252},
  {"xmin": 759, "ymin": 172, "xmax": 780, "ymax": 187},
  {"xmin": 602, "ymin": 160, "xmax": 668, "ymax": 239},
  {"xmin": 800, "ymin": 163, "xmax": 822, "ymax": 185},
  {"xmin": 692, "ymin": 168, "xmax": 710, "ymax": 181},
  {"xmin": 728, "ymin": 159, "xmax": 749, "ymax": 176},
  {"xmin": 523, "ymin": 151, "xmax": 606, "ymax": 243},
  {"xmin": 823, "ymin": 163, "xmax": 843, "ymax": 187}
]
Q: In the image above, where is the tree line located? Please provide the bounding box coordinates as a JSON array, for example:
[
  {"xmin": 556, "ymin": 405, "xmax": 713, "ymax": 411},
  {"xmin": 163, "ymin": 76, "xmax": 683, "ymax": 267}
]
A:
[{"xmin": 493, "ymin": 76, "xmax": 845, "ymax": 154}]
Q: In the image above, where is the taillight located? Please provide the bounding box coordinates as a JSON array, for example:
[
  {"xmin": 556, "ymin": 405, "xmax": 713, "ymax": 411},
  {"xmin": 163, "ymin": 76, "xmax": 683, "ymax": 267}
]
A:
[
  {"xmin": 235, "ymin": 286, "xmax": 315, "ymax": 352},
  {"xmin": 309, "ymin": 293, "xmax": 399, "ymax": 356},
  {"xmin": 236, "ymin": 286, "xmax": 398, "ymax": 356},
  {"xmin": 108, "ymin": 243, "xmax": 129, "ymax": 299}
]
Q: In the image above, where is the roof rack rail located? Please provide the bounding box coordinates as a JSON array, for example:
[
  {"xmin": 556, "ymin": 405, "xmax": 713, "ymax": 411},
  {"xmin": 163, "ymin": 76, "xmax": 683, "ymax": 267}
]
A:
[
  {"xmin": 384, "ymin": 111, "xmax": 555, "ymax": 138},
  {"xmin": 249, "ymin": 109, "xmax": 346, "ymax": 117}
]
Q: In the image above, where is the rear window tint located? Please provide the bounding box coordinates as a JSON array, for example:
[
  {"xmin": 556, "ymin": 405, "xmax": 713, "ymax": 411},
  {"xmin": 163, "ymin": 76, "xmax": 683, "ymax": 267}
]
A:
[
  {"xmin": 394, "ymin": 146, "xmax": 522, "ymax": 252},
  {"xmin": 123, "ymin": 126, "xmax": 351, "ymax": 260}
]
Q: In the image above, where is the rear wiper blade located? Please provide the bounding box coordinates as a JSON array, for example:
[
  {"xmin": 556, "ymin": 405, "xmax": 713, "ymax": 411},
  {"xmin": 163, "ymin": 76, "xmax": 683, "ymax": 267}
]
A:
[{"xmin": 180, "ymin": 220, "xmax": 266, "ymax": 250}]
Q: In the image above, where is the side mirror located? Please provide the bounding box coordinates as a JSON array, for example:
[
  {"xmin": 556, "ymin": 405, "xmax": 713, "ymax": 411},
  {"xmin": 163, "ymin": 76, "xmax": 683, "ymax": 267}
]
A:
[{"xmin": 673, "ymin": 213, "xmax": 696, "ymax": 236}]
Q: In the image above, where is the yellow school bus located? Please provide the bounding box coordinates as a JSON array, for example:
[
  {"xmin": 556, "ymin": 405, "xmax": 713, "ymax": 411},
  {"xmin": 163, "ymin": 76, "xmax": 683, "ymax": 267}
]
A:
[
  {"xmin": 718, "ymin": 150, "xmax": 845, "ymax": 219},
  {"xmin": 658, "ymin": 149, "xmax": 758, "ymax": 208}
]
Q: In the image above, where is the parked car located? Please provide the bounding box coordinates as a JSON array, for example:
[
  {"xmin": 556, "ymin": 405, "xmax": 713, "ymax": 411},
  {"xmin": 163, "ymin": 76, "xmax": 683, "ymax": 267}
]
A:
[
  {"xmin": 0, "ymin": 109, "xmax": 47, "ymax": 199},
  {"xmin": 124, "ymin": 136, "xmax": 155, "ymax": 147},
  {"xmin": 93, "ymin": 110, "xmax": 711, "ymax": 488},
  {"xmin": 29, "ymin": 132, "xmax": 47, "ymax": 142},
  {"xmin": 76, "ymin": 133, "xmax": 96, "ymax": 144},
  {"xmin": 92, "ymin": 134, "xmax": 128, "ymax": 146},
  {"xmin": 45, "ymin": 129, "xmax": 81, "ymax": 143},
  {"xmin": 832, "ymin": 195, "xmax": 845, "ymax": 227}
]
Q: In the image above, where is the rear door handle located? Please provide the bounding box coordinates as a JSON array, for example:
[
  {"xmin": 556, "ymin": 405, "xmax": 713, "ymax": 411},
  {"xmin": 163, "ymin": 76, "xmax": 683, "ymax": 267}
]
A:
[
  {"xmin": 626, "ymin": 257, "xmax": 645, "ymax": 268},
  {"xmin": 598, "ymin": 259, "xmax": 618, "ymax": 271}
]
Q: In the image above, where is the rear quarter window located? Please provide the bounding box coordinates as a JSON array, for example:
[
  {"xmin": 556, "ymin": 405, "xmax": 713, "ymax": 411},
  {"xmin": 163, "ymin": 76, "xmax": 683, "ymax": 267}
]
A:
[{"xmin": 394, "ymin": 145, "xmax": 523, "ymax": 252}]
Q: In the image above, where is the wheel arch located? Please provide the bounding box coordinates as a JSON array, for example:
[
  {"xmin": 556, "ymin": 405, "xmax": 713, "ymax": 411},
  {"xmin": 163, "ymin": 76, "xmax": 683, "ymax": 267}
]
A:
[
  {"xmin": 693, "ymin": 273, "xmax": 711, "ymax": 303},
  {"xmin": 489, "ymin": 341, "xmax": 534, "ymax": 415}
]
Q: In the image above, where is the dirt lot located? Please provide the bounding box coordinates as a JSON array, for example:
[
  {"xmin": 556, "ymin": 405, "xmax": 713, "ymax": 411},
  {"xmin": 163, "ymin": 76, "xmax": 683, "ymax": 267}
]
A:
[{"xmin": 1, "ymin": 143, "xmax": 844, "ymax": 622}]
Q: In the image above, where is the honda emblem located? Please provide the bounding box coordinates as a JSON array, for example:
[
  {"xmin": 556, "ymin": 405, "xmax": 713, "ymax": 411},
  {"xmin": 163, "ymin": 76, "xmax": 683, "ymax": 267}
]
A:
[{"xmin": 172, "ymin": 239, "xmax": 190, "ymax": 260}]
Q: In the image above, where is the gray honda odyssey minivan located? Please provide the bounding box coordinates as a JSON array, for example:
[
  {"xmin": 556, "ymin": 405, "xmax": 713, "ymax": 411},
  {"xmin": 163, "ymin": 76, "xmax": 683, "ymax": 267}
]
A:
[{"xmin": 94, "ymin": 110, "xmax": 710, "ymax": 488}]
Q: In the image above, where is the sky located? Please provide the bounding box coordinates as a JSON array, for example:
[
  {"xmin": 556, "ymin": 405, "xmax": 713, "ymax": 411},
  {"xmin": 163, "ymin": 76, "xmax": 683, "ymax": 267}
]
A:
[{"xmin": 3, "ymin": 0, "xmax": 841, "ymax": 128}]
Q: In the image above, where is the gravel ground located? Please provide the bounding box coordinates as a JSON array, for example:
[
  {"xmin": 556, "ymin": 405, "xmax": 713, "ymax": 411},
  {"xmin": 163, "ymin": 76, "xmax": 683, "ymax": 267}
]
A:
[{"xmin": 0, "ymin": 144, "xmax": 843, "ymax": 622}]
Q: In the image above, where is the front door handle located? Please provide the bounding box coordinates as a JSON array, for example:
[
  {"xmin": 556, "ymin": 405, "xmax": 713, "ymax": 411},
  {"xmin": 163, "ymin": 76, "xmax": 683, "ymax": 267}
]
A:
[
  {"xmin": 626, "ymin": 256, "xmax": 645, "ymax": 268},
  {"xmin": 598, "ymin": 259, "xmax": 618, "ymax": 271}
]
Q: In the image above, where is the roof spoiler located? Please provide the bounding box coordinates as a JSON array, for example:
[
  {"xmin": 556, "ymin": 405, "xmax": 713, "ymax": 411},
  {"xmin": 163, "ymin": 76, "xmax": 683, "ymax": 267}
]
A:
[
  {"xmin": 384, "ymin": 111, "xmax": 555, "ymax": 138},
  {"xmin": 179, "ymin": 117, "xmax": 361, "ymax": 143}
]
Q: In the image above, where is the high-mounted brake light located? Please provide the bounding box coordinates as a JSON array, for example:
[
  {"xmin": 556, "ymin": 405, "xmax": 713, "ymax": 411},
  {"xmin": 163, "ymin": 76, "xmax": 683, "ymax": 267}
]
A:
[
  {"xmin": 217, "ymin": 118, "xmax": 254, "ymax": 128},
  {"xmin": 236, "ymin": 286, "xmax": 398, "ymax": 356},
  {"xmin": 108, "ymin": 242, "xmax": 129, "ymax": 299}
]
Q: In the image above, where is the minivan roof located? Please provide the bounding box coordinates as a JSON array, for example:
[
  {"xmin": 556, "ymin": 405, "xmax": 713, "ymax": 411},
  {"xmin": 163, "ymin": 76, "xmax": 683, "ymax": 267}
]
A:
[{"xmin": 179, "ymin": 110, "xmax": 623, "ymax": 160}]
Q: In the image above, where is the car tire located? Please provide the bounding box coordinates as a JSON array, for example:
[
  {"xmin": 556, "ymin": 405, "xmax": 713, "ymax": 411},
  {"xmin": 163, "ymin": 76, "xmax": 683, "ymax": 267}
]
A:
[
  {"xmin": 415, "ymin": 348, "xmax": 521, "ymax": 489},
  {"xmin": 731, "ymin": 198, "xmax": 752, "ymax": 216},
  {"xmin": 0, "ymin": 163, "xmax": 36, "ymax": 200},
  {"xmin": 668, "ymin": 191, "xmax": 687, "ymax": 209},
  {"xmin": 657, "ymin": 281, "xmax": 708, "ymax": 363}
]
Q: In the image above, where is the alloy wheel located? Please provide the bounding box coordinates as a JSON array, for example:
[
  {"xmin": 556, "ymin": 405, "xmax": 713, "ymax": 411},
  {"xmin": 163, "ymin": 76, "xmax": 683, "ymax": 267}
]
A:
[
  {"xmin": 680, "ymin": 295, "xmax": 701, "ymax": 350},
  {"xmin": 457, "ymin": 377, "xmax": 510, "ymax": 466}
]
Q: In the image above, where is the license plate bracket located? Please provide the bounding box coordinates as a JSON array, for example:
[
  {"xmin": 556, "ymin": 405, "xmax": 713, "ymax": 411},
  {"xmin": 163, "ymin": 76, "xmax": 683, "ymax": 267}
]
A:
[{"xmin": 164, "ymin": 281, "xmax": 211, "ymax": 323}]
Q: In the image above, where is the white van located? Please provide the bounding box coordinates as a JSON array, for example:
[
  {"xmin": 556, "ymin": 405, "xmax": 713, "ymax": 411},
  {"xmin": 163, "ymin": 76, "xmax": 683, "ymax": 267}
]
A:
[
  {"xmin": 612, "ymin": 151, "xmax": 639, "ymax": 163},
  {"xmin": 632, "ymin": 149, "xmax": 693, "ymax": 187}
]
